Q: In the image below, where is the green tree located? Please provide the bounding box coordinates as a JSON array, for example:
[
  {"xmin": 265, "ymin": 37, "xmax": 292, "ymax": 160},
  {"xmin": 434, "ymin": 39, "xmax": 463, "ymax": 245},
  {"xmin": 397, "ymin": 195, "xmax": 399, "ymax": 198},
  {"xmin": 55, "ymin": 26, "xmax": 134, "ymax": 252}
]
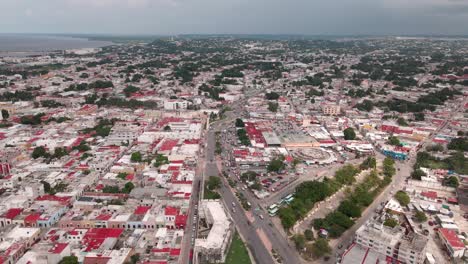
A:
[
  {"xmin": 447, "ymin": 137, "xmax": 468, "ymax": 152},
  {"xmin": 102, "ymin": 185, "xmax": 120, "ymax": 193},
  {"xmin": 123, "ymin": 182, "xmax": 135, "ymax": 193},
  {"xmin": 338, "ymin": 200, "xmax": 361, "ymax": 218},
  {"xmin": 53, "ymin": 147, "xmax": 68, "ymax": 159},
  {"xmin": 1, "ymin": 109, "xmax": 9, "ymax": 120},
  {"xmin": 411, "ymin": 169, "xmax": 426, "ymax": 180},
  {"xmin": 387, "ymin": 136, "xmax": 401, "ymax": 146},
  {"xmin": 292, "ymin": 234, "xmax": 306, "ymax": 250},
  {"xmin": 310, "ymin": 238, "xmax": 331, "ymax": 259},
  {"xmin": 41, "ymin": 180, "xmax": 52, "ymax": 194},
  {"xmin": 154, "ymin": 154, "xmax": 169, "ymax": 167},
  {"xmin": 426, "ymin": 144, "xmax": 444, "ymax": 152},
  {"xmin": 130, "ymin": 254, "xmax": 140, "ymax": 264},
  {"xmin": 384, "ymin": 218, "xmax": 398, "ymax": 228},
  {"xmin": 415, "ymin": 210, "xmax": 427, "ymax": 222},
  {"xmin": 235, "ymin": 118, "xmax": 245, "ymax": 127},
  {"xmin": 414, "ymin": 112, "xmax": 425, "ymax": 121},
  {"xmin": 360, "ymin": 156, "xmax": 376, "ymax": 170},
  {"xmin": 73, "ymin": 141, "xmax": 91, "ymax": 152},
  {"xmin": 343, "ymin": 127, "xmax": 356, "ymax": 140},
  {"xmin": 444, "ymin": 176, "xmax": 459, "ymax": 188},
  {"xmin": 265, "ymin": 91, "xmax": 280, "ymax": 100},
  {"xmin": 163, "ymin": 125, "xmax": 171, "ymax": 131},
  {"xmin": 397, "ymin": 117, "xmax": 408, "ymax": 126},
  {"xmin": 394, "ymin": 191, "xmax": 410, "ymax": 206},
  {"xmin": 304, "ymin": 229, "xmax": 314, "ymax": 241},
  {"xmin": 131, "ymin": 152, "xmax": 142, "ymax": 162},
  {"xmin": 267, "ymin": 158, "xmax": 285, "ymax": 172},
  {"xmin": 123, "ymin": 85, "xmax": 140, "ymax": 97},
  {"xmin": 207, "ymin": 176, "xmax": 221, "ymax": 190},
  {"xmin": 59, "ymin": 256, "xmax": 78, "ymax": 264},
  {"xmin": 32, "ymin": 146, "xmax": 49, "ymax": 159},
  {"xmin": 383, "ymin": 157, "xmax": 396, "ymax": 177},
  {"xmin": 278, "ymin": 207, "xmax": 296, "ymax": 229},
  {"xmin": 240, "ymin": 171, "xmax": 257, "ymax": 182},
  {"xmin": 117, "ymin": 172, "xmax": 128, "ymax": 180},
  {"xmin": 355, "ymin": 99, "xmax": 374, "ymax": 112},
  {"xmin": 268, "ymin": 102, "xmax": 279, "ymax": 112}
]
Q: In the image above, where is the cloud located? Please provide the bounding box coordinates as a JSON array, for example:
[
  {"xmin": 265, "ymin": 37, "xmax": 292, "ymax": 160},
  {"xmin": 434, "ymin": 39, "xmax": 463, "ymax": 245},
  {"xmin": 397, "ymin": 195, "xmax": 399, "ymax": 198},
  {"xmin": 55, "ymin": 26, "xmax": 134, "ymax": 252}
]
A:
[
  {"xmin": 25, "ymin": 8, "xmax": 33, "ymax": 17},
  {"xmin": 433, "ymin": 3, "xmax": 468, "ymax": 14},
  {"xmin": 65, "ymin": 0, "xmax": 181, "ymax": 8}
]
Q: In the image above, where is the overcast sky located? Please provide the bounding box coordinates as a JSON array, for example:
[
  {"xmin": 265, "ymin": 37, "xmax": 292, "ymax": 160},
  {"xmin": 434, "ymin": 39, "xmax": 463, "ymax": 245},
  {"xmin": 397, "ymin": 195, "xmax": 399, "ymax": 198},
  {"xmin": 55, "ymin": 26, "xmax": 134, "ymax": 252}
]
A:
[{"xmin": 1, "ymin": 0, "xmax": 467, "ymax": 35}]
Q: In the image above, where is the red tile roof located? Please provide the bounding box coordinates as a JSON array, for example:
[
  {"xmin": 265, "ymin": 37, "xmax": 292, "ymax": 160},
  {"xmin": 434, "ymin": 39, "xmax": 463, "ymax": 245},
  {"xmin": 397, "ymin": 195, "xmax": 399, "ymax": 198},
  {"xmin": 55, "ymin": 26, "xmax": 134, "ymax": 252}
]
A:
[
  {"xmin": 170, "ymin": 248, "xmax": 181, "ymax": 256},
  {"xmin": 421, "ymin": 191, "xmax": 438, "ymax": 200},
  {"xmin": 36, "ymin": 195, "xmax": 72, "ymax": 205},
  {"xmin": 164, "ymin": 206, "xmax": 179, "ymax": 216},
  {"xmin": 1, "ymin": 208, "xmax": 23, "ymax": 220},
  {"xmin": 175, "ymin": 215, "xmax": 188, "ymax": 227},
  {"xmin": 439, "ymin": 228, "xmax": 465, "ymax": 248},
  {"xmin": 134, "ymin": 206, "xmax": 151, "ymax": 215},
  {"xmin": 159, "ymin": 139, "xmax": 179, "ymax": 152},
  {"xmin": 82, "ymin": 228, "xmax": 124, "ymax": 252},
  {"xmin": 24, "ymin": 213, "xmax": 41, "ymax": 223},
  {"xmin": 48, "ymin": 243, "xmax": 68, "ymax": 254},
  {"xmin": 94, "ymin": 214, "xmax": 112, "ymax": 221}
]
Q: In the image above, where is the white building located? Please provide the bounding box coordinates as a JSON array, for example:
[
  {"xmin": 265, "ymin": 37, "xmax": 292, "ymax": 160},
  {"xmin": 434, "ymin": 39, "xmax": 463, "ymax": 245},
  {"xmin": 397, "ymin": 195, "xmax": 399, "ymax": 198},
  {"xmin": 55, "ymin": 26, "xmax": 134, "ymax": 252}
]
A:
[
  {"xmin": 164, "ymin": 100, "xmax": 188, "ymax": 110},
  {"xmin": 194, "ymin": 200, "xmax": 234, "ymax": 264},
  {"xmin": 107, "ymin": 122, "xmax": 143, "ymax": 145},
  {"xmin": 355, "ymin": 220, "xmax": 428, "ymax": 264}
]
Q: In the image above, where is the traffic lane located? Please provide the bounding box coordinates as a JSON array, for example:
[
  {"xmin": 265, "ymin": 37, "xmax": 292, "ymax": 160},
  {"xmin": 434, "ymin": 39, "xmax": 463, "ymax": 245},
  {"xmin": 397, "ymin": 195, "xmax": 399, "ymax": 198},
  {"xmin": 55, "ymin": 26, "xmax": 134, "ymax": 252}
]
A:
[
  {"xmin": 203, "ymin": 151, "xmax": 274, "ymax": 264},
  {"xmin": 231, "ymin": 182, "xmax": 301, "ymax": 264},
  {"xmin": 218, "ymin": 178, "xmax": 275, "ymax": 264}
]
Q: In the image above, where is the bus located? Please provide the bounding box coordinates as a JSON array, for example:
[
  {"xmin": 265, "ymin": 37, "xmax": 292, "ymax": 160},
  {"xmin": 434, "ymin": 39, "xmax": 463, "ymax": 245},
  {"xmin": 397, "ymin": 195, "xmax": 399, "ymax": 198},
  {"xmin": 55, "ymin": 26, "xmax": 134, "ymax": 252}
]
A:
[
  {"xmin": 268, "ymin": 208, "xmax": 279, "ymax": 217},
  {"xmin": 268, "ymin": 204, "xmax": 278, "ymax": 216},
  {"xmin": 284, "ymin": 197, "xmax": 294, "ymax": 204},
  {"xmin": 268, "ymin": 204, "xmax": 278, "ymax": 211}
]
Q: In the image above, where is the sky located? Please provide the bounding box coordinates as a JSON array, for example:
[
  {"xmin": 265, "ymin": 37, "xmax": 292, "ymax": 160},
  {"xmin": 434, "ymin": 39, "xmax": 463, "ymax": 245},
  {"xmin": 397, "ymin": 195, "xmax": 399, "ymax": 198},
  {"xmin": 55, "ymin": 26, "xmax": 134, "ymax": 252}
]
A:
[{"xmin": 0, "ymin": 0, "xmax": 467, "ymax": 35}]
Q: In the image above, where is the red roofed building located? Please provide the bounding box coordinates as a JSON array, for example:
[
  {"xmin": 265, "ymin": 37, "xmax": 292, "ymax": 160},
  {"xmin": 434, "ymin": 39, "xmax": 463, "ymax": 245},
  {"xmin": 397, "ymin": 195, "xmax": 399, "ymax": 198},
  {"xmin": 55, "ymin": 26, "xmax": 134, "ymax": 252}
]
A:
[
  {"xmin": 175, "ymin": 215, "xmax": 187, "ymax": 229},
  {"xmin": 438, "ymin": 228, "xmax": 466, "ymax": 258},
  {"xmin": 48, "ymin": 242, "xmax": 70, "ymax": 255},
  {"xmin": 0, "ymin": 208, "xmax": 23, "ymax": 227},
  {"xmin": 159, "ymin": 139, "xmax": 179, "ymax": 152},
  {"xmin": 83, "ymin": 256, "xmax": 111, "ymax": 264},
  {"xmin": 24, "ymin": 213, "xmax": 41, "ymax": 227},
  {"xmin": 164, "ymin": 206, "xmax": 179, "ymax": 229},
  {"xmin": 36, "ymin": 195, "xmax": 72, "ymax": 206},
  {"xmin": 134, "ymin": 206, "xmax": 151, "ymax": 215},
  {"xmin": 421, "ymin": 191, "xmax": 438, "ymax": 200},
  {"xmin": 82, "ymin": 228, "xmax": 124, "ymax": 252}
]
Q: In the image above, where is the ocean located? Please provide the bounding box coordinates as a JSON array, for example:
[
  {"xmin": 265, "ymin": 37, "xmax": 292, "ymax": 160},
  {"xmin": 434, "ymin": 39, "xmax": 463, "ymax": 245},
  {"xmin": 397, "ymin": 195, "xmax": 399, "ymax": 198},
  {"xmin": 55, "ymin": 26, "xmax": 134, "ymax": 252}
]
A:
[{"xmin": 0, "ymin": 34, "xmax": 113, "ymax": 56}]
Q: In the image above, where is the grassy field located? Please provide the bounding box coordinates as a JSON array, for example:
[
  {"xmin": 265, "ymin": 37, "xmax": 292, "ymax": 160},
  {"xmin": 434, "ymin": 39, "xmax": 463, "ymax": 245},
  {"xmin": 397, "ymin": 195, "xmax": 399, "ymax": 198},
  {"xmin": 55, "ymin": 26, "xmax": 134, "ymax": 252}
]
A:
[{"xmin": 224, "ymin": 232, "xmax": 252, "ymax": 264}]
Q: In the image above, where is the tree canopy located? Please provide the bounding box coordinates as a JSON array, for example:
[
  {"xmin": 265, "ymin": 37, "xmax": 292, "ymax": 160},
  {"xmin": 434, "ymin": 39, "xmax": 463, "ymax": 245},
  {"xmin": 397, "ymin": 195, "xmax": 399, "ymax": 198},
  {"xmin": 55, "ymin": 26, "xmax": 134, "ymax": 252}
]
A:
[
  {"xmin": 343, "ymin": 127, "xmax": 356, "ymax": 140},
  {"xmin": 394, "ymin": 191, "xmax": 410, "ymax": 206}
]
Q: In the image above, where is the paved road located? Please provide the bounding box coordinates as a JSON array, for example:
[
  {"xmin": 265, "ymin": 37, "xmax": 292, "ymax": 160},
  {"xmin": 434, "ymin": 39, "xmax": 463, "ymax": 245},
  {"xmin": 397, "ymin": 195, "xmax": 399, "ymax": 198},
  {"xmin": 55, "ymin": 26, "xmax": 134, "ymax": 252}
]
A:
[
  {"xmin": 205, "ymin": 130, "xmax": 277, "ymax": 264},
  {"xmin": 207, "ymin": 88, "xmax": 302, "ymax": 264}
]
